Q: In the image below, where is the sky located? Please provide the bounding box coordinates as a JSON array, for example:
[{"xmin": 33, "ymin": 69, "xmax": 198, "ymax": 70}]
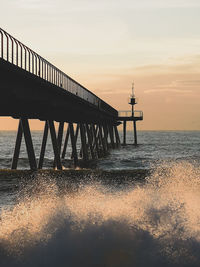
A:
[{"xmin": 0, "ymin": 0, "xmax": 200, "ymax": 130}]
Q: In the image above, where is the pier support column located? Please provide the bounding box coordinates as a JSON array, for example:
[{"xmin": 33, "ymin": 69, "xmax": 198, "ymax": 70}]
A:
[
  {"xmin": 86, "ymin": 124, "xmax": 95, "ymax": 159},
  {"xmin": 69, "ymin": 123, "xmax": 78, "ymax": 167},
  {"xmin": 89, "ymin": 124, "xmax": 95, "ymax": 151},
  {"xmin": 91, "ymin": 124, "xmax": 100, "ymax": 158},
  {"xmin": 80, "ymin": 123, "xmax": 89, "ymax": 161},
  {"xmin": 99, "ymin": 124, "xmax": 106, "ymax": 155},
  {"xmin": 48, "ymin": 120, "xmax": 62, "ymax": 170},
  {"xmin": 114, "ymin": 125, "xmax": 121, "ymax": 147},
  {"xmin": 123, "ymin": 120, "xmax": 127, "ymax": 145},
  {"xmin": 102, "ymin": 123, "xmax": 109, "ymax": 151},
  {"xmin": 133, "ymin": 121, "xmax": 137, "ymax": 145},
  {"xmin": 57, "ymin": 122, "xmax": 64, "ymax": 154},
  {"xmin": 11, "ymin": 120, "xmax": 23, "ymax": 169},
  {"xmin": 96, "ymin": 125, "xmax": 102, "ymax": 154},
  {"xmin": 71, "ymin": 123, "xmax": 80, "ymax": 159},
  {"xmin": 53, "ymin": 121, "xmax": 64, "ymax": 168},
  {"xmin": 95, "ymin": 125, "xmax": 100, "ymax": 146},
  {"xmin": 62, "ymin": 124, "xmax": 70, "ymax": 159},
  {"xmin": 108, "ymin": 125, "xmax": 115, "ymax": 149},
  {"xmin": 38, "ymin": 121, "xmax": 49, "ymax": 169},
  {"xmin": 75, "ymin": 123, "xmax": 80, "ymax": 142},
  {"xmin": 22, "ymin": 118, "xmax": 37, "ymax": 170},
  {"xmin": 12, "ymin": 118, "xmax": 37, "ymax": 170},
  {"xmin": 95, "ymin": 125, "xmax": 101, "ymax": 148}
]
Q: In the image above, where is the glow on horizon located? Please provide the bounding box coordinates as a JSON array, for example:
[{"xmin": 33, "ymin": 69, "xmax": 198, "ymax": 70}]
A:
[{"xmin": 0, "ymin": 0, "xmax": 200, "ymax": 130}]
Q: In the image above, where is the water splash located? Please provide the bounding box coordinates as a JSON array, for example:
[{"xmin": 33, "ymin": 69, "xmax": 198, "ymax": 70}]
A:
[{"xmin": 0, "ymin": 162, "xmax": 200, "ymax": 266}]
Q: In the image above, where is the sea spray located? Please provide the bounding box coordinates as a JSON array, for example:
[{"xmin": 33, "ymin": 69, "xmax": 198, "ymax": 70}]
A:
[{"xmin": 0, "ymin": 162, "xmax": 200, "ymax": 266}]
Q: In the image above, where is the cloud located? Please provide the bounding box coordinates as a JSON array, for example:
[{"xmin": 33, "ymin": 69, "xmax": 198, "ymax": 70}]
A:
[
  {"xmin": 143, "ymin": 79, "xmax": 200, "ymax": 94},
  {"xmin": 144, "ymin": 89, "xmax": 193, "ymax": 94},
  {"xmin": 134, "ymin": 60, "xmax": 200, "ymax": 75},
  {"xmin": 175, "ymin": 80, "xmax": 200, "ymax": 86}
]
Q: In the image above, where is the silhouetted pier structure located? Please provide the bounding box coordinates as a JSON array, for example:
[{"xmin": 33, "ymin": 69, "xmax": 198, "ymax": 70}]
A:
[
  {"xmin": 0, "ymin": 28, "xmax": 142, "ymax": 170},
  {"xmin": 118, "ymin": 84, "xmax": 143, "ymax": 145},
  {"xmin": 118, "ymin": 110, "xmax": 143, "ymax": 145}
]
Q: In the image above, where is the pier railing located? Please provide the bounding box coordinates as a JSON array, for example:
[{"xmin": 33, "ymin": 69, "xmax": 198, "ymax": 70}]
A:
[
  {"xmin": 118, "ymin": 110, "xmax": 143, "ymax": 118},
  {"xmin": 0, "ymin": 28, "xmax": 117, "ymax": 117}
]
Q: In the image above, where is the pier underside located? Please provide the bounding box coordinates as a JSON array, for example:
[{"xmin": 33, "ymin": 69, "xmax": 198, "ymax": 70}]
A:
[{"xmin": 0, "ymin": 59, "xmax": 117, "ymax": 124}]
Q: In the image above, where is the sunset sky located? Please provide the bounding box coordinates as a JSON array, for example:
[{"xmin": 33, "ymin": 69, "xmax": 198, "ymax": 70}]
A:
[{"xmin": 1, "ymin": 0, "xmax": 200, "ymax": 130}]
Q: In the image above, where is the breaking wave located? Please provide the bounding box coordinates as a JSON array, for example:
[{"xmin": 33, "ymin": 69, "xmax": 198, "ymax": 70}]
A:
[{"xmin": 0, "ymin": 162, "xmax": 200, "ymax": 267}]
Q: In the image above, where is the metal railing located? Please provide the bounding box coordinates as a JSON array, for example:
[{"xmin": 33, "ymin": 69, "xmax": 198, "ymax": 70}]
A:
[
  {"xmin": 0, "ymin": 28, "xmax": 117, "ymax": 116},
  {"xmin": 118, "ymin": 110, "xmax": 143, "ymax": 118}
]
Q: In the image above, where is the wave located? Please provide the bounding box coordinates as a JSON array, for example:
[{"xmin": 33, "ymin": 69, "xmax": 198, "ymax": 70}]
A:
[{"xmin": 0, "ymin": 161, "xmax": 200, "ymax": 266}]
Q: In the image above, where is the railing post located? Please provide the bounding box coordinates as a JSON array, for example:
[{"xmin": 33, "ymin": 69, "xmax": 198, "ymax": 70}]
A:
[
  {"xmin": 0, "ymin": 30, "xmax": 3, "ymax": 58},
  {"xmin": 10, "ymin": 37, "xmax": 14, "ymax": 64},
  {"xmin": 14, "ymin": 40, "xmax": 20, "ymax": 67},
  {"xmin": 4, "ymin": 32, "xmax": 9, "ymax": 61},
  {"xmin": 24, "ymin": 44, "xmax": 27, "ymax": 70}
]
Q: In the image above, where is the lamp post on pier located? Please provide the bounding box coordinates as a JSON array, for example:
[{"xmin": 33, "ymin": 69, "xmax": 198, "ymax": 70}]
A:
[{"xmin": 129, "ymin": 83, "xmax": 137, "ymax": 145}]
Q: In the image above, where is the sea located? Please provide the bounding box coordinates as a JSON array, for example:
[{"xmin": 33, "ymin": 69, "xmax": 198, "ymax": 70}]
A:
[{"xmin": 0, "ymin": 130, "xmax": 200, "ymax": 267}]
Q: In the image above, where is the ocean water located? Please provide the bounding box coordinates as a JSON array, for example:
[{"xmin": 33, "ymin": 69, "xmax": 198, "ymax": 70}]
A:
[
  {"xmin": 0, "ymin": 131, "xmax": 200, "ymax": 267},
  {"xmin": 0, "ymin": 130, "xmax": 200, "ymax": 170}
]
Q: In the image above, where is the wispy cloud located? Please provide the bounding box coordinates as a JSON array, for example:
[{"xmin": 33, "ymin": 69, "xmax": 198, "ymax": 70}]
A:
[
  {"xmin": 144, "ymin": 79, "xmax": 200, "ymax": 94},
  {"xmin": 144, "ymin": 89, "xmax": 193, "ymax": 94}
]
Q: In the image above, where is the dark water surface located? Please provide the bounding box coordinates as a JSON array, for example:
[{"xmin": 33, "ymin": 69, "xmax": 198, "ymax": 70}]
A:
[
  {"xmin": 0, "ymin": 130, "xmax": 200, "ymax": 170},
  {"xmin": 0, "ymin": 131, "xmax": 200, "ymax": 267}
]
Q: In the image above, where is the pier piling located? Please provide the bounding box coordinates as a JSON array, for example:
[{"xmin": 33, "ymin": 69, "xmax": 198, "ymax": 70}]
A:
[
  {"xmin": 48, "ymin": 120, "xmax": 62, "ymax": 170},
  {"xmin": 69, "ymin": 123, "xmax": 78, "ymax": 167},
  {"xmin": 123, "ymin": 121, "xmax": 127, "ymax": 145},
  {"xmin": 38, "ymin": 121, "xmax": 49, "ymax": 169},
  {"xmin": 11, "ymin": 120, "xmax": 23, "ymax": 169}
]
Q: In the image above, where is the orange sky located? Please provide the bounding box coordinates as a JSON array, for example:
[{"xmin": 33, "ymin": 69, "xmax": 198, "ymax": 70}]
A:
[
  {"xmin": 1, "ymin": 0, "xmax": 200, "ymax": 130},
  {"xmin": 1, "ymin": 55, "xmax": 200, "ymax": 131}
]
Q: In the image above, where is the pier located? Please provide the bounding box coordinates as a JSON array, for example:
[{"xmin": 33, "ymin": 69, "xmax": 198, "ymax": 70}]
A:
[
  {"xmin": 118, "ymin": 83, "xmax": 143, "ymax": 145},
  {"xmin": 118, "ymin": 110, "xmax": 143, "ymax": 145},
  {"xmin": 0, "ymin": 28, "xmax": 143, "ymax": 170}
]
